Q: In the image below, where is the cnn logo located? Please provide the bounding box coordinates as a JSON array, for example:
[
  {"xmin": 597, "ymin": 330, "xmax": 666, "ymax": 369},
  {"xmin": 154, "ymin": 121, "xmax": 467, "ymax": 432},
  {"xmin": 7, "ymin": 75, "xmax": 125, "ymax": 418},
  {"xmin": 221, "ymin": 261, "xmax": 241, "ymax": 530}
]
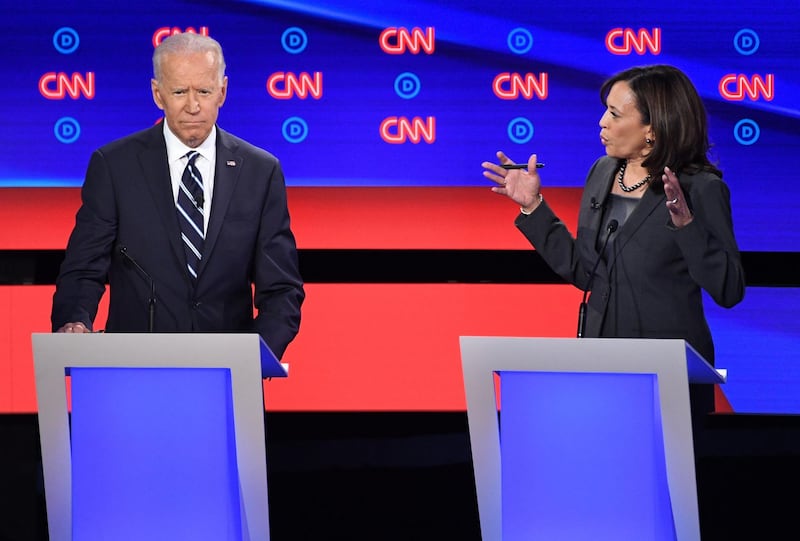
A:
[
  {"xmin": 379, "ymin": 27, "xmax": 435, "ymax": 54},
  {"xmin": 152, "ymin": 27, "xmax": 210, "ymax": 48},
  {"xmin": 39, "ymin": 72, "xmax": 95, "ymax": 99},
  {"xmin": 380, "ymin": 117, "xmax": 436, "ymax": 144},
  {"xmin": 267, "ymin": 72, "xmax": 323, "ymax": 99},
  {"xmin": 493, "ymin": 73, "xmax": 548, "ymax": 100},
  {"xmin": 606, "ymin": 28, "xmax": 661, "ymax": 55},
  {"xmin": 719, "ymin": 74, "xmax": 774, "ymax": 101}
]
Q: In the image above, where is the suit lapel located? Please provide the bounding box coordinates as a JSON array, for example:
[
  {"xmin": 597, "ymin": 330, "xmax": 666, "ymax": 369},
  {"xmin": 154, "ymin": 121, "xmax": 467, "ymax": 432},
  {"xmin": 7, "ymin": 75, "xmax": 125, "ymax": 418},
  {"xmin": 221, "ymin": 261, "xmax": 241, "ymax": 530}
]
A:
[
  {"xmin": 138, "ymin": 124, "xmax": 186, "ymax": 266},
  {"xmin": 583, "ymin": 158, "xmax": 617, "ymax": 259},
  {"xmin": 199, "ymin": 128, "xmax": 242, "ymax": 276}
]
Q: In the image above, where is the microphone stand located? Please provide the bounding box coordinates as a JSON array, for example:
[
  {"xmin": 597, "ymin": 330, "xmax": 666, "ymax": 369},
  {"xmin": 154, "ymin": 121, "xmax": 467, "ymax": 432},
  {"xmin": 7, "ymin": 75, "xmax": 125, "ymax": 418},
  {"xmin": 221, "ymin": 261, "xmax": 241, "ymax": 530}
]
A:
[
  {"xmin": 146, "ymin": 280, "xmax": 155, "ymax": 333},
  {"xmin": 119, "ymin": 246, "xmax": 156, "ymax": 332}
]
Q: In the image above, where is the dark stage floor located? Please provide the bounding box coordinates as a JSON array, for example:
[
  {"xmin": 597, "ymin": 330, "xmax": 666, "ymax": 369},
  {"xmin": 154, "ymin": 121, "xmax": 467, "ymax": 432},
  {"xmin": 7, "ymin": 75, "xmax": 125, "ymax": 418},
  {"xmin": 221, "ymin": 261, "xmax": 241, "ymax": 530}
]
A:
[{"xmin": 2, "ymin": 412, "xmax": 799, "ymax": 541}]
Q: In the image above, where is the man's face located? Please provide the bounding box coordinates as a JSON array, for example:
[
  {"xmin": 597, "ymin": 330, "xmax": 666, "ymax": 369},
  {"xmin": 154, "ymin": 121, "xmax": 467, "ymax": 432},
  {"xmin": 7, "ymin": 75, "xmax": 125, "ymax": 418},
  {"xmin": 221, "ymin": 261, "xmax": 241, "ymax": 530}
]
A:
[{"xmin": 151, "ymin": 51, "xmax": 227, "ymax": 148}]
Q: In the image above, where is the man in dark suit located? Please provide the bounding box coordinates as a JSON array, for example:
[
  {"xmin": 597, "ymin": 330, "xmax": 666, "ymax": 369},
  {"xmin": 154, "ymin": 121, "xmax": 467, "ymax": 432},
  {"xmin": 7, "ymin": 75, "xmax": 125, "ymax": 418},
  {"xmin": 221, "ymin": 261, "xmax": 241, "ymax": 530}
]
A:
[{"xmin": 51, "ymin": 32, "xmax": 304, "ymax": 360}]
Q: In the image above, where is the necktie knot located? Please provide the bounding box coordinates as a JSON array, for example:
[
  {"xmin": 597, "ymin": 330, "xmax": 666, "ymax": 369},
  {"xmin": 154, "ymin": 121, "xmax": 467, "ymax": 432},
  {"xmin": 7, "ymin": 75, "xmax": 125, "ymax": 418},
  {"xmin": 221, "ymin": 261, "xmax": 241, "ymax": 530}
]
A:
[{"xmin": 185, "ymin": 150, "xmax": 200, "ymax": 166}]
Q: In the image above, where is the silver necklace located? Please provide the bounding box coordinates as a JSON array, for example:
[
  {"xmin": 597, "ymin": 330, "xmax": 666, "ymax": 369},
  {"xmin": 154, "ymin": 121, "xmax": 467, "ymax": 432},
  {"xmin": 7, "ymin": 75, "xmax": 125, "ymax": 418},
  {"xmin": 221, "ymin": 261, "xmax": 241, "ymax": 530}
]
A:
[{"xmin": 617, "ymin": 161, "xmax": 652, "ymax": 193}]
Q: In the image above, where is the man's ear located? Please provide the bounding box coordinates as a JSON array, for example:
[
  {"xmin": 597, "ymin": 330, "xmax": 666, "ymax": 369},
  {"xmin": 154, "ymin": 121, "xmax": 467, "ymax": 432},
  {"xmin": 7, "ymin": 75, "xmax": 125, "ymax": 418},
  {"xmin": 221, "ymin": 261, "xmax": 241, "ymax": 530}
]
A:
[
  {"xmin": 218, "ymin": 76, "xmax": 229, "ymax": 107},
  {"xmin": 151, "ymin": 79, "xmax": 165, "ymax": 111}
]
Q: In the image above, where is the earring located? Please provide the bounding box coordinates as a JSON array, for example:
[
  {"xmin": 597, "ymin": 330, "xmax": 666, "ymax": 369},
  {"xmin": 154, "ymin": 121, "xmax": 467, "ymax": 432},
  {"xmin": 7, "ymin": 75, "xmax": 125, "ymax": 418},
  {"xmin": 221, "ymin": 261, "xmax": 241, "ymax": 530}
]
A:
[{"xmin": 646, "ymin": 138, "xmax": 654, "ymax": 145}]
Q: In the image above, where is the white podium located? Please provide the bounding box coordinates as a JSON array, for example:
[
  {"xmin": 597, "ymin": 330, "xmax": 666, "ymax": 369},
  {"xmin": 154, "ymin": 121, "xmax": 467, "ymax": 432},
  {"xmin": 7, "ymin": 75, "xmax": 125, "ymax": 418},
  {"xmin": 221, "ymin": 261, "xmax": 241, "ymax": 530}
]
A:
[
  {"xmin": 32, "ymin": 332, "xmax": 287, "ymax": 541},
  {"xmin": 459, "ymin": 337, "xmax": 725, "ymax": 541}
]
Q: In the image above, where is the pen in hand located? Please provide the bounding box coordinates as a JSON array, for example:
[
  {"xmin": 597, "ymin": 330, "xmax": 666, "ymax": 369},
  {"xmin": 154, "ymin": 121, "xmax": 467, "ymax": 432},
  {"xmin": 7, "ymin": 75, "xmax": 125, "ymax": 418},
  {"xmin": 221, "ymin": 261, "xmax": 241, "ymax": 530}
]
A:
[{"xmin": 502, "ymin": 163, "xmax": 545, "ymax": 170}]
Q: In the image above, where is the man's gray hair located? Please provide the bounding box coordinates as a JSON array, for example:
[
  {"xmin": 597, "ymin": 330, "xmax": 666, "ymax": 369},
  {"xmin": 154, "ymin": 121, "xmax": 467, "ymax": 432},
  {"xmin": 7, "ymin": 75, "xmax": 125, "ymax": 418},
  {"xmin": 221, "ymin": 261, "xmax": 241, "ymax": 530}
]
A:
[{"xmin": 152, "ymin": 33, "xmax": 226, "ymax": 83}]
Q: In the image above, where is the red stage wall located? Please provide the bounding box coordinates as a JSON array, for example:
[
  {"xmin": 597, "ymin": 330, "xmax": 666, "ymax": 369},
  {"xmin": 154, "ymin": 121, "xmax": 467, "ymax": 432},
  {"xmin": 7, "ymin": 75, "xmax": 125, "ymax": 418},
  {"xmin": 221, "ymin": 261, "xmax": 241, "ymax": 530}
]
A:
[{"xmin": 0, "ymin": 187, "xmax": 582, "ymax": 412}]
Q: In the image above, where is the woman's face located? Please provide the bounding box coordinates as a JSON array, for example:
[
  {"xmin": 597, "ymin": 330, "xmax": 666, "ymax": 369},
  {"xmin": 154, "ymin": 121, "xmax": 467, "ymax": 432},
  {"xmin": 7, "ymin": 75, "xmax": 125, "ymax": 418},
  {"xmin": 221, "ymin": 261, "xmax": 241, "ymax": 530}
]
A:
[{"xmin": 598, "ymin": 81, "xmax": 652, "ymax": 162}]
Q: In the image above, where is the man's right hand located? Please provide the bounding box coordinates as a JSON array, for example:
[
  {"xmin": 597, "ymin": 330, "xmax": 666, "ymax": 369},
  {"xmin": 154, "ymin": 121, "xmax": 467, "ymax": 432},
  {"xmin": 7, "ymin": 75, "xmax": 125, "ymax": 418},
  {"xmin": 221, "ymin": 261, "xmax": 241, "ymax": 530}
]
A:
[{"xmin": 57, "ymin": 322, "xmax": 90, "ymax": 333}]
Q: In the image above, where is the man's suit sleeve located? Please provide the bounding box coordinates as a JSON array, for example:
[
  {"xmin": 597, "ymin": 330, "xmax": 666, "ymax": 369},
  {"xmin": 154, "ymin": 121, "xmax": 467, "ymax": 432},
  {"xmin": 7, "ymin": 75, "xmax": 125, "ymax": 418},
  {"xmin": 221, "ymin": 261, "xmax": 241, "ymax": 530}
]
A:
[
  {"xmin": 251, "ymin": 159, "xmax": 305, "ymax": 359},
  {"xmin": 51, "ymin": 149, "xmax": 118, "ymax": 331}
]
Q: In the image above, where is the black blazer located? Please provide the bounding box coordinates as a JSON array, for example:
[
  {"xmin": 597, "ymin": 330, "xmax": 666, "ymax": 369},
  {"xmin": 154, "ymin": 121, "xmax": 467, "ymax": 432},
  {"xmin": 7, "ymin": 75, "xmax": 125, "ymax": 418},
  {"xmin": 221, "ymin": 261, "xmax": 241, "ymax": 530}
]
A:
[
  {"xmin": 52, "ymin": 123, "xmax": 305, "ymax": 359},
  {"xmin": 516, "ymin": 156, "xmax": 745, "ymax": 364}
]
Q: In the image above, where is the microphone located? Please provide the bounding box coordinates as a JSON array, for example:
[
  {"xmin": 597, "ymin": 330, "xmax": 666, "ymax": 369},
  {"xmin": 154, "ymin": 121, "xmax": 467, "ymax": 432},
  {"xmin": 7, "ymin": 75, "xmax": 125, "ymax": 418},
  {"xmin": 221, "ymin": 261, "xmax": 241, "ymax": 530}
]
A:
[
  {"xmin": 590, "ymin": 197, "xmax": 602, "ymax": 210},
  {"xmin": 577, "ymin": 219, "xmax": 619, "ymax": 338},
  {"xmin": 118, "ymin": 245, "xmax": 156, "ymax": 333}
]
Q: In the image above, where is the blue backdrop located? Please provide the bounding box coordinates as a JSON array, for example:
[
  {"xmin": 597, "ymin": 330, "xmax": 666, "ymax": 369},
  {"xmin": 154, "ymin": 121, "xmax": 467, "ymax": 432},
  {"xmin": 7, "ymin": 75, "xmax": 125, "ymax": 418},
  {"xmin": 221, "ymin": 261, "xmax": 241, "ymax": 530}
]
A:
[{"xmin": 3, "ymin": 0, "xmax": 798, "ymax": 250}]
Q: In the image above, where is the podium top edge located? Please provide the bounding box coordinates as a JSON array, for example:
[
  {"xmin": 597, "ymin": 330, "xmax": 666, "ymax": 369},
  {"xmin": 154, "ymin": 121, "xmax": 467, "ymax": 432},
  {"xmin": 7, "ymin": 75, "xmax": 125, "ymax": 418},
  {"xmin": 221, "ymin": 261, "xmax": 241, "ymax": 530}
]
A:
[
  {"xmin": 31, "ymin": 332, "xmax": 286, "ymax": 379},
  {"xmin": 458, "ymin": 336, "xmax": 724, "ymax": 384}
]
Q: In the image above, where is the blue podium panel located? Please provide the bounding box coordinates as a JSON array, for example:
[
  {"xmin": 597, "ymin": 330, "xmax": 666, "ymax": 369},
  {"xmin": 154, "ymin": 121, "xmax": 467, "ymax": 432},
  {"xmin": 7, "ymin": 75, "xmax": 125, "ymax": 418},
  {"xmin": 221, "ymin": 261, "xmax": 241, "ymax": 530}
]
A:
[
  {"xmin": 501, "ymin": 371, "xmax": 675, "ymax": 541},
  {"xmin": 70, "ymin": 367, "xmax": 243, "ymax": 541}
]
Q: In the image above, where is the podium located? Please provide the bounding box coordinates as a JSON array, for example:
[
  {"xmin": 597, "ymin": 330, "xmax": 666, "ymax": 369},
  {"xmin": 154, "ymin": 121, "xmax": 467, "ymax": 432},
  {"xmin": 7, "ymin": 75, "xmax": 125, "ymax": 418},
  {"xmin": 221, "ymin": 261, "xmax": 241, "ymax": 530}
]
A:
[
  {"xmin": 31, "ymin": 333, "xmax": 288, "ymax": 541},
  {"xmin": 459, "ymin": 337, "xmax": 725, "ymax": 541}
]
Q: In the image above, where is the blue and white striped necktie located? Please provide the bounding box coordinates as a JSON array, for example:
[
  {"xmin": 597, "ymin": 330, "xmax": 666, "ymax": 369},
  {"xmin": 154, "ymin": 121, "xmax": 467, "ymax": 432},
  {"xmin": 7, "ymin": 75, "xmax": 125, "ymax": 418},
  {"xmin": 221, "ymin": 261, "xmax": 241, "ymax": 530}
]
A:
[{"xmin": 177, "ymin": 150, "xmax": 205, "ymax": 280}]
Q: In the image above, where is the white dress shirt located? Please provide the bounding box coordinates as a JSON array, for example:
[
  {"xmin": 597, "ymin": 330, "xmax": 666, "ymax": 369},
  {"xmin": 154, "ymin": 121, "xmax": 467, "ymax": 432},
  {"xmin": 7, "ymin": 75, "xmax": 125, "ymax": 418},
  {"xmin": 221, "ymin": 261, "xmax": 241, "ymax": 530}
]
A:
[{"xmin": 162, "ymin": 122, "xmax": 217, "ymax": 232}]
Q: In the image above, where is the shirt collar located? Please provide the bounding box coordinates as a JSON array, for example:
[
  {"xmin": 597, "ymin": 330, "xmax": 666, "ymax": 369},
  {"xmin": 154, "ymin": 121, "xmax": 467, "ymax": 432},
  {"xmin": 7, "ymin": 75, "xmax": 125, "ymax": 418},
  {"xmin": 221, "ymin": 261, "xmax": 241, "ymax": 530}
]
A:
[{"xmin": 162, "ymin": 121, "xmax": 217, "ymax": 164}]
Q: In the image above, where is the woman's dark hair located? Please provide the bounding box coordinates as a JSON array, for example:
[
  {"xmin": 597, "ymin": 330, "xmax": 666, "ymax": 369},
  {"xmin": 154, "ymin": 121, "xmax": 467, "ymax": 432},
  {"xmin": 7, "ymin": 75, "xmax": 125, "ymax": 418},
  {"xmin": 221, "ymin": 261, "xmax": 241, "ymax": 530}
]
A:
[{"xmin": 600, "ymin": 64, "xmax": 721, "ymax": 178}]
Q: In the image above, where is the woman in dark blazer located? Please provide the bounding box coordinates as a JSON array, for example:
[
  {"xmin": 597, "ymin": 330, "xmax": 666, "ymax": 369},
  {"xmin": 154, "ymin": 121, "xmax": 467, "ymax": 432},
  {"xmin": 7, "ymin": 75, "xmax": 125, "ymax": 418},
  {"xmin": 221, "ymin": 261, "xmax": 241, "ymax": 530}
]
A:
[{"xmin": 482, "ymin": 64, "xmax": 745, "ymax": 423}]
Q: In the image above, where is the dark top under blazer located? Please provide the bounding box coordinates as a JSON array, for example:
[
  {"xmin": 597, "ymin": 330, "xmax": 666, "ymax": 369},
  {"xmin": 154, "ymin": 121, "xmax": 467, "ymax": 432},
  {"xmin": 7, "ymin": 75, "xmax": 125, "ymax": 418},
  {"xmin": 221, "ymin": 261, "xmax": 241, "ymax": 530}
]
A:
[
  {"xmin": 515, "ymin": 155, "xmax": 745, "ymax": 364},
  {"xmin": 52, "ymin": 123, "xmax": 305, "ymax": 359}
]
